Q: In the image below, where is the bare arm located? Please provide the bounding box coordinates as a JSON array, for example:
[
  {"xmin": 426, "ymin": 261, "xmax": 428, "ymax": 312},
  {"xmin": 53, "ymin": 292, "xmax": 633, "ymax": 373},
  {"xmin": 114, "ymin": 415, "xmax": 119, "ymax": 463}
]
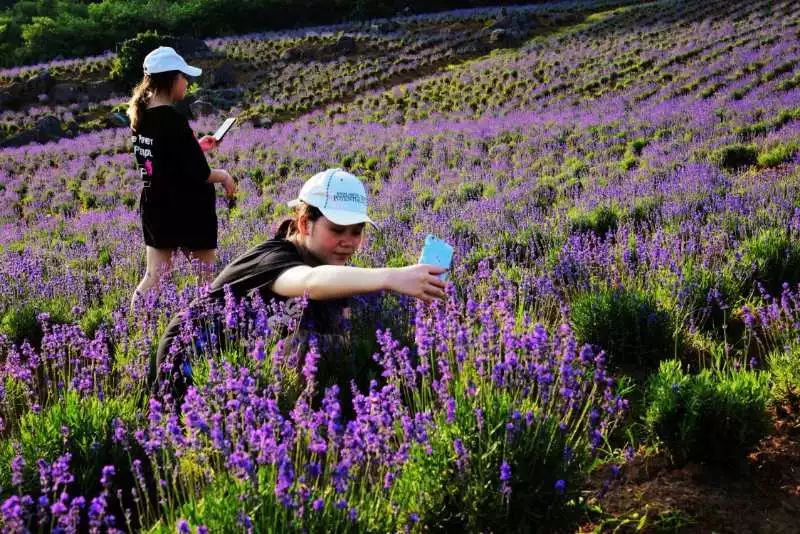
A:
[
  {"xmin": 272, "ymin": 263, "xmax": 447, "ymax": 302},
  {"xmin": 208, "ymin": 168, "xmax": 237, "ymax": 197}
]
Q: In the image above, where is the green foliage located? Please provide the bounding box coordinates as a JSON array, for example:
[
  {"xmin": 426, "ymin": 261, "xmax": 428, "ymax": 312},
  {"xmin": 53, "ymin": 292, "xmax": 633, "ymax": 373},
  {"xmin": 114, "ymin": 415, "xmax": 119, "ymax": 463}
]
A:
[
  {"xmin": 709, "ymin": 143, "xmax": 759, "ymax": 170},
  {"xmin": 456, "ymin": 181, "xmax": 484, "ymax": 202},
  {"xmin": 0, "ymin": 0, "xmax": 538, "ymax": 68},
  {"xmin": 757, "ymin": 141, "xmax": 798, "ymax": 168},
  {"xmin": 401, "ymin": 396, "xmax": 582, "ymax": 531},
  {"xmin": 739, "ymin": 228, "xmax": 800, "ymax": 295},
  {"xmin": 676, "ymin": 260, "xmax": 745, "ymax": 336},
  {"xmin": 0, "ymin": 297, "xmax": 73, "ymax": 346},
  {"xmin": 644, "ymin": 360, "xmax": 771, "ymax": 465},
  {"xmin": 79, "ymin": 305, "xmax": 112, "ymax": 338},
  {"xmin": 624, "ymin": 195, "xmax": 662, "ymax": 226},
  {"xmin": 111, "ymin": 30, "xmax": 178, "ymax": 89},
  {"xmin": 568, "ymin": 205, "xmax": 619, "ymax": 236},
  {"xmin": 766, "ymin": 342, "xmax": 800, "ymax": 405},
  {"xmin": 571, "ymin": 287, "xmax": 673, "ymax": 369},
  {"xmin": 0, "ymin": 391, "xmax": 141, "ymax": 498}
]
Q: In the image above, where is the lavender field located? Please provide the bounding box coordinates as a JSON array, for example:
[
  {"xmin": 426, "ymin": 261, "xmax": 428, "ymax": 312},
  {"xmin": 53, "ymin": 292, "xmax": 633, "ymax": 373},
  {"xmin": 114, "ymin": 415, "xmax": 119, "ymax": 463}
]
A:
[{"xmin": 1, "ymin": 0, "xmax": 800, "ymax": 531}]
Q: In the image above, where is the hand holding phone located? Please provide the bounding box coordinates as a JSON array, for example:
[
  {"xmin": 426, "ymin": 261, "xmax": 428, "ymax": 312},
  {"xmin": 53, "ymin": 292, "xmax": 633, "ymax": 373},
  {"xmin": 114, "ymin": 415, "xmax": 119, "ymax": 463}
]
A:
[
  {"xmin": 419, "ymin": 234, "xmax": 454, "ymax": 280},
  {"xmin": 213, "ymin": 117, "xmax": 237, "ymax": 142}
]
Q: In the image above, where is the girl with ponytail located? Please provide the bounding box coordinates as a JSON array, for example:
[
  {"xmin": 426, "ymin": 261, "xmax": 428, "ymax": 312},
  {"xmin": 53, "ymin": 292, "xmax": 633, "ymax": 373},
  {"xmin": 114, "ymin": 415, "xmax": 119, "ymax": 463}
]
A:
[{"xmin": 129, "ymin": 46, "xmax": 237, "ymax": 312}]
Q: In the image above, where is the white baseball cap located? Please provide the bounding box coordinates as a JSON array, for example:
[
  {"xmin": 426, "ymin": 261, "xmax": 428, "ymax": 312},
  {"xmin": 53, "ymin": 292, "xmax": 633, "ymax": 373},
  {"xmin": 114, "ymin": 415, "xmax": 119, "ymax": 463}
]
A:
[
  {"xmin": 288, "ymin": 168, "xmax": 377, "ymax": 227},
  {"xmin": 143, "ymin": 46, "xmax": 202, "ymax": 77}
]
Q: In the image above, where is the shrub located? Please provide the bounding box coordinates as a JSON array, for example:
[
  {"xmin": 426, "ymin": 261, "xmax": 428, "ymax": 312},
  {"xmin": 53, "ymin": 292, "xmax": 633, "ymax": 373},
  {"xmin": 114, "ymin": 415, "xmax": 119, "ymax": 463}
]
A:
[
  {"xmin": 766, "ymin": 342, "xmax": 800, "ymax": 406},
  {"xmin": 757, "ymin": 142, "xmax": 798, "ymax": 168},
  {"xmin": 568, "ymin": 205, "xmax": 619, "ymax": 236},
  {"xmin": 111, "ymin": 31, "xmax": 179, "ymax": 89},
  {"xmin": 0, "ymin": 298, "xmax": 73, "ymax": 346},
  {"xmin": 456, "ymin": 182, "xmax": 484, "ymax": 202},
  {"xmin": 677, "ymin": 260, "xmax": 746, "ymax": 337},
  {"xmin": 624, "ymin": 195, "xmax": 662, "ymax": 226},
  {"xmin": 0, "ymin": 391, "xmax": 140, "ymax": 499},
  {"xmin": 644, "ymin": 360, "xmax": 771, "ymax": 465},
  {"xmin": 740, "ymin": 228, "xmax": 800, "ymax": 295},
  {"xmin": 571, "ymin": 287, "xmax": 673, "ymax": 370},
  {"xmin": 709, "ymin": 143, "xmax": 758, "ymax": 170}
]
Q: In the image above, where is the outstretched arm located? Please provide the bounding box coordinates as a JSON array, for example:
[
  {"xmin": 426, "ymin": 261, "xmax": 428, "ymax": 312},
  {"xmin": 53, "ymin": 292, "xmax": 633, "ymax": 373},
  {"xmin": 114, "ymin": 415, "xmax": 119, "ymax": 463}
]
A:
[{"xmin": 272, "ymin": 263, "xmax": 447, "ymax": 302}]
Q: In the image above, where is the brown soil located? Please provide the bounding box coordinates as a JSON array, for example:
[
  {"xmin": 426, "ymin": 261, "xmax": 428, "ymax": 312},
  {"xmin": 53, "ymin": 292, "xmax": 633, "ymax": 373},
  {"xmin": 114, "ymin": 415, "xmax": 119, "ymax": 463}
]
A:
[{"xmin": 580, "ymin": 406, "xmax": 800, "ymax": 533}]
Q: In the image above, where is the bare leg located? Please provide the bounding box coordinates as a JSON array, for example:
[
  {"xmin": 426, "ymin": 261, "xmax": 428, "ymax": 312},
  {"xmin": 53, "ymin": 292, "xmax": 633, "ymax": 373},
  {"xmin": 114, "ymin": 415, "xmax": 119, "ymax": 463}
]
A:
[
  {"xmin": 185, "ymin": 248, "xmax": 216, "ymax": 285},
  {"xmin": 130, "ymin": 246, "xmax": 176, "ymax": 313}
]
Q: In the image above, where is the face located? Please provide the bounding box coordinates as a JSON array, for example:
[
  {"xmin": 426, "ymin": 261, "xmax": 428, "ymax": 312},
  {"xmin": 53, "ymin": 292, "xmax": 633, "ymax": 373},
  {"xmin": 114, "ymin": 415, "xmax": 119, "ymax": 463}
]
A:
[
  {"xmin": 171, "ymin": 72, "xmax": 189, "ymax": 101},
  {"xmin": 301, "ymin": 216, "xmax": 365, "ymax": 265}
]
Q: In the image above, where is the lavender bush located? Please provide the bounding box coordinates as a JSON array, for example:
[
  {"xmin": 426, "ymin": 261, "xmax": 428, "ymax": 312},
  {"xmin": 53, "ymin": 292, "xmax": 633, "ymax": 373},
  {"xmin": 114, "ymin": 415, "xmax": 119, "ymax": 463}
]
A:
[{"xmin": 1, "ymin": 0, "xmax": 799, "ymax": 530}]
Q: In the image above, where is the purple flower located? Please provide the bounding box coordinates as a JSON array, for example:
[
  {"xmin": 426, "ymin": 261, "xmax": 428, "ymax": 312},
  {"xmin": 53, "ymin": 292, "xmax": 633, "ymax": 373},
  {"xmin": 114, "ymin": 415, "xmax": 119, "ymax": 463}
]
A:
[
  {"xmin": 474, "ymin": 407, "xmax": 485, "ymax": 431},
  {"xmin": 499, "ymin": 460, "xmax": 511, "ymax": 482},
  {"xmin": 499, "ymin": 460, "xmax": 512, "ymax": 496},
  {"xmin": 177, "ymin": 519, "xmax": 191, "ymax": 534},
  {"xmin": 554, "ymin": 479, "xmax": 567, "ymax": 494},
  {"xmin": 100, "ymin": 465, "xmax": 115, "ymax": 488},
  {"xmin": 453, "ymin": 438, "xmax": 469, "ymax": 471},
  {"xmin": 445, "ymin": 397, "xmax": 456, "ymax": 423},
  {"xmin": 11, "ymin": 455, "xmax": 25, "ymax": 487}
]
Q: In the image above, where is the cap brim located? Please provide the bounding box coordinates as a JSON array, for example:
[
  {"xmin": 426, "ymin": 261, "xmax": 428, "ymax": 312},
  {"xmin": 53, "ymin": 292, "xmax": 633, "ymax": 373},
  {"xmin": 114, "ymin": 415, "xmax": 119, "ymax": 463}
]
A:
[
  {"xmin": 181, "ymin": 65, "xmax": 202, "ymax": 77},
  {"xmin": 319, "ymin": 207, "xmax": 377, "ymax": 228},
  {"xmin": 287, "ymin": 198, "xmax": 301, "ymax": 208}
]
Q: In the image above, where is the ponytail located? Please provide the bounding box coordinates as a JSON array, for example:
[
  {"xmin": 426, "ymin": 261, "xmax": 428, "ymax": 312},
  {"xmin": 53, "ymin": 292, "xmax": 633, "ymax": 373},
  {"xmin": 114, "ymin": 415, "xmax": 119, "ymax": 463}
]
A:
[
  {"xmin": 126, "ymin": 71, "xmax": 183, "ymax": 131},
  {"xmin": 127, "ymin": 78, "xmax": 150, "ymax": 131},
  {"xmin": 276, "ymin": 203, "xmax": 323, "ymax": 239}
]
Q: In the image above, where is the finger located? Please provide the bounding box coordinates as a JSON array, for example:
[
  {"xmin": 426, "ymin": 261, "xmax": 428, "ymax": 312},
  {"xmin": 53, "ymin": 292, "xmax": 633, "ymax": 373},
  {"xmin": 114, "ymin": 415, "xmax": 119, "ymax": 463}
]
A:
[
  {"xmin": 417, "ymin": 292, "xmax": 433, "ymax": 303},
  {"xmin": 421, "ymin": 263, "xmax": 448, "ymax": 274},
  {"xmin": 421, "ymin": 284, "xmax": 443, "ymax": 298},
  {"xmin": 426, "ymin": 286, "xmax": 446, "ymax": 299},
  {"xmin": 427, "ymin": 275, "xmax": 447, "ymax": 288}
]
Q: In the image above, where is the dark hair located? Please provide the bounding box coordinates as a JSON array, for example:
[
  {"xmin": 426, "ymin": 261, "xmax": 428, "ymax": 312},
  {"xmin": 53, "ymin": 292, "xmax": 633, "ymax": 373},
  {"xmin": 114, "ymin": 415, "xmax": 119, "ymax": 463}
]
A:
[
  {"xmin": 127, "ymin": 71, "xmax": 182, "ymax": 130},
  {"xmin": 276, "ymin": 203, "xmax": 324, "ymax": 239}
]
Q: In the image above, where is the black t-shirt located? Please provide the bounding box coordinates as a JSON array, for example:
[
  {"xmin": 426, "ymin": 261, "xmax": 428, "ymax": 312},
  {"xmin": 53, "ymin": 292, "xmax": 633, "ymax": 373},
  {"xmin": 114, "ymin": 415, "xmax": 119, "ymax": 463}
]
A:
[
  {"xmin": 206, "ymin": 238, "xmax": 347, "ymax": 332},
  {"xmin": 155, "ymin": 238, "xmax": 348, "ymax": 373},
  {"xmin": 132, "ymin": 105, "xmax": 216, "ymax": 249}
]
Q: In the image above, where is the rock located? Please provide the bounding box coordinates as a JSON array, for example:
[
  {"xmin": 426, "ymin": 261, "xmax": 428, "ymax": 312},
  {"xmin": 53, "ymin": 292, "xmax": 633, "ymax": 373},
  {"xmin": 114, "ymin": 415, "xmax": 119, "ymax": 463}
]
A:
[
  {"xmin": 489, "ymin": 12, "xmax": 529, "ymax": 32},
  {"xmin": 173, "ymin": 36, "xmax": 211, "ymax": 57},
  {"xmin": 34, "ymin": 115, "xmax": 62, "ymax": 142},
  {"xmin": 333, "ymin": 35, "xmax": 356, "ymax": 55},
  {"xmin": 0, "ymin": 81, "xmax": 25, "ymax": 108},
  {"xmin": 489, "ymin": 29, "xmax": 509, "ymax": 44},
  {"xmin": 189, "ymin": 99, "xmax": 215, "ymax": 116},
  {"xmin": 280, "ymin": 45, "xmax": 308, "ymax": 62},
  {"xmin": 107, "ymin": 112, "xmax": 130, "ymax": 128},
  {"xmin": 211, "ymin": 62, "xmax": 236, "ymax": 87},
  {"xmin": 211, "ymin": 88, "xmax": 244, "ymax": 101},
  {"xmin": 0, "ymin": 129, "xmax": 38, "ymax": 148},
  {"xmin": 25, "ymin": 70, "xmax": 53, "ymax": 95},
  {"xmin": 49, "ymin": 83, "xmax": 81, "ymax": 104},
  {"xmin": 85, "ymin": 80, "xmax": 116, "ymax": 101}
]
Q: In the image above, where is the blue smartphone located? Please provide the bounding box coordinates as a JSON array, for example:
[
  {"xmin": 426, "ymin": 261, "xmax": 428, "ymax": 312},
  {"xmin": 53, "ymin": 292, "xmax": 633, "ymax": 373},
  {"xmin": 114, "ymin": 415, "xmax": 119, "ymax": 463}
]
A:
[{"xmin": 419, "ymin": 234, "xmax": 454, "ymax": 280}]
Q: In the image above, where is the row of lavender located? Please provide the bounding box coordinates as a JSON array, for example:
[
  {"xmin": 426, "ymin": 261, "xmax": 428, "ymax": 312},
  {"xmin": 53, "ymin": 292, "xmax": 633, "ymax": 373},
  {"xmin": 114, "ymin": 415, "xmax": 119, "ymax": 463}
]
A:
[
  {"xmin": 0, "ymin": 0, "xmax": 798, "ymax": 530},
  {"xmin": 0, "ymin": 1, "xmax": 633, "ymax": 145}
]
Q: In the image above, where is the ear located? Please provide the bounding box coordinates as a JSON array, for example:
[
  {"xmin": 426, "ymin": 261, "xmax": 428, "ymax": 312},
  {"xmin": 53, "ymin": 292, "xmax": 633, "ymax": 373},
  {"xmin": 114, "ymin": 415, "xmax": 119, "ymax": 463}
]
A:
[{"xmin": 297, "ymin": 213, "xmax": 312, "ymax": 236}]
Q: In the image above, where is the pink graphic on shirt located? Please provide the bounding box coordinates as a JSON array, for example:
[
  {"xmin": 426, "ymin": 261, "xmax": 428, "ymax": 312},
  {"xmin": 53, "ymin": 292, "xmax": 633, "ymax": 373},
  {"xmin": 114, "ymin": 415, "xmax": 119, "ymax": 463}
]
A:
[{"xmin": 144, "ymin": 159, "xmax": 153, "ymax": 176}]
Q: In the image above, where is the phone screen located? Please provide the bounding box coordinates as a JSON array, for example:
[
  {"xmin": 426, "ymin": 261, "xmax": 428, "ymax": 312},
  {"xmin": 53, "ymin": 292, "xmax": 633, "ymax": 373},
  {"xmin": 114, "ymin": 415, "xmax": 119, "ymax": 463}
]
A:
[
  {"xmin": 213, "ymin": 117, "xmax": 237, "ymax": 141},
  {"xmin": 419, "ymin": 234, "xmax": 454, "ymax": 280}
]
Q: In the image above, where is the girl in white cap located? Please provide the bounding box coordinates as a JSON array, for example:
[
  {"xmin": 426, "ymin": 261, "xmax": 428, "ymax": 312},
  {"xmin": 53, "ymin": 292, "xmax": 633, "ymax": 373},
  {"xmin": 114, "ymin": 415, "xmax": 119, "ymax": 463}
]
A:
[
  {"xmin": 152, "ymin": 168, "xmax": 446, "ymax": 406},
  {"xmin": 128, "ymin": 46, "xmax": 237, "ymax": 311}
]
